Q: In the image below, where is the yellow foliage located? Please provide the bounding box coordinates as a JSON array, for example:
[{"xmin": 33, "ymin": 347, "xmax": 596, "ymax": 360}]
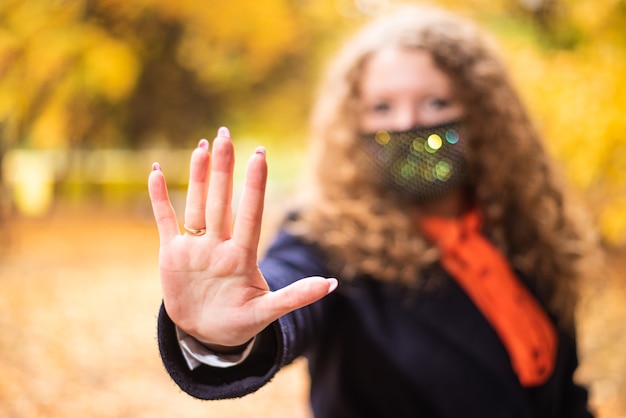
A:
[
  {"xmin": 0, "ymin": 0, "xmax": 141, "ymax": 148},
  {"xmin": 81, "ymin": 28, "xmax": 140, "ymax": 101},
  {"xmin": 29, "ymin": 100, "xmax": 68, "ymax": 149},
  {"xmin": 599, "ymin": 199, "xmax": 626, "ymax": 245},
  {"xmin": 100, "ymin": 0, "xmax": 304, "ymax": 82},
  {"xmin": 174, "ymin": 0, "xmax": 304, "ymax": 83},
  {"xmin": 501, "ymin": 36, "xmax": 626, "ymax": 244},
  {"xmin": 568, "ymin": 0, "xmax": 612, "ymax": 33},
  {"xmin": 1, "ymin": 0, "xmax": 625, "ymax": 244}
]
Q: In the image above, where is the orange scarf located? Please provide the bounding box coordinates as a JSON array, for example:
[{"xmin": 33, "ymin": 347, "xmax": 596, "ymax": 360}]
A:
[{"xmin": 421, "ymin": 210, "xmax": 557, "ymax": 387}]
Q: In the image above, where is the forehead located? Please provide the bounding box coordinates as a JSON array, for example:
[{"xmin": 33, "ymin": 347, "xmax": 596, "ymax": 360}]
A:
[{"xmin": 358, "ymin": 47, "xmax": 455, "ymax": 98}]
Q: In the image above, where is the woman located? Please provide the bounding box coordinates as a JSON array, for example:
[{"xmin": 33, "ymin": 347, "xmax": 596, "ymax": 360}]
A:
[{"xmin": 148, "ymin": 5, "xmax": 597, "ymax": 417}]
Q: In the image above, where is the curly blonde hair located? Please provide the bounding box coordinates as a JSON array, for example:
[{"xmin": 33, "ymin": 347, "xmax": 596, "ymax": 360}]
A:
[{"xmin": 286, "ymin": 5, "xmax": 597, "ymax": 331}]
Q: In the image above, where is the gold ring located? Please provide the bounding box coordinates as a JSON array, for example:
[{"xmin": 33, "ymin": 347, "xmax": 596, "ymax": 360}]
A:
[{"xmin": 184, "ymin": 224, "xmax": 206, "ymax": 236}]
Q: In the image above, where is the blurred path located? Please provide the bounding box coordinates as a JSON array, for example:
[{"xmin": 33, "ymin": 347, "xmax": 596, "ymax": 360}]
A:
[
  {"xmin": 0, "ymin": 205, "xmax": 311, "ymax": 418},
  {"xmin": 0, "ymin": 204, "xmax": 623, "ymax": 417}
]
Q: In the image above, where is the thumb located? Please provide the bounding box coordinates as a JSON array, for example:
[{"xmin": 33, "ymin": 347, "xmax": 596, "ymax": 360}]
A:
[{"xmin": 260, "ymin": 276, "xmax": 338, "ymax": 321}]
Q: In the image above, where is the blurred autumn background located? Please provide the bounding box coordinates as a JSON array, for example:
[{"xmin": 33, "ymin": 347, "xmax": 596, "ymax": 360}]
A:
[{"xmin": 0, "ymin": 0, "xmax": 624, "ymax": 417}]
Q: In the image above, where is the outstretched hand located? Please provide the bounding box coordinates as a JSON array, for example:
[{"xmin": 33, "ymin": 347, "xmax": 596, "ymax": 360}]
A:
[{"xmin": 148, "ymin": 127, "xmax": 337, "ymax": 348}]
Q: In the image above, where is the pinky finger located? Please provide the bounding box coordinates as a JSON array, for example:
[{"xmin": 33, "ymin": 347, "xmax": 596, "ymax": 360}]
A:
[{"xmin": 148, "ymin": 163, "xmax": 181, "ymax": 243}]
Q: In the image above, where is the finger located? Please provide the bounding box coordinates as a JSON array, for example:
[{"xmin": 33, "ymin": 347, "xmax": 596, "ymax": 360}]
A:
[
  {"xmin": 148, "ymin": 163, "xmax": 180, "ymax": 243},
  {"xmin": 261, "ymin": 277, "xmax": 338, "ymax": 321},
  {"xmin": 232, "ymin": 146, "xmax": 267, "ymax": 253},
  {"xmin": 183, "ymin": 139, "xmax": 211, "ymax": 232},
  {"xmin": 205, "ymin": 127, "xmax": 235, "ymax": 239}
]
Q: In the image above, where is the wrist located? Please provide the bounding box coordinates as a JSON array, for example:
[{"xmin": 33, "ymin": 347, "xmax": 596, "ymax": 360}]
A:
[{"xmin": 200, "ymin": 339, "xmax": 254, "ymax": 355}]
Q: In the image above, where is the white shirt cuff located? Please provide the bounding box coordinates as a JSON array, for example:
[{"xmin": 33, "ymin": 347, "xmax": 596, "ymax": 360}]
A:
[{"xmin": 176, "ymin": 327, "xmax": 256, "ymax": 370}]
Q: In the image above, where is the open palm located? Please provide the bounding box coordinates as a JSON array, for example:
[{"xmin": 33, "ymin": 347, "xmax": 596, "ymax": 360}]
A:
[{"xmin": 148, "ymin": 127, "xmax": 336, "ymax": 348}]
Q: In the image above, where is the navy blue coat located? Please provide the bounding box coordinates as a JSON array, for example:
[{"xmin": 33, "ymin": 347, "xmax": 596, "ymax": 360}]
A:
[{"xmin": 158, "ymin": 229, "xmax": 594, "ymax": 418}]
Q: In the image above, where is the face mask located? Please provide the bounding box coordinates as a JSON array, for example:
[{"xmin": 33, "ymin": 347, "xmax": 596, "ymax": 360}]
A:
[{"xmin": 360, "ymin": 120, "xmax": 467, "ymax": 202}]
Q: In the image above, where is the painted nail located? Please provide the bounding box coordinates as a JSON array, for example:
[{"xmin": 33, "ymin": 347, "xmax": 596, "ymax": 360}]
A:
[
  {"xmin": 255, "ymin": 146, "xmax": 266, "ymax": 157},
  {"xmin": 327, "ymin": 278, "xmax": 338, "ymax": 294},
  {"xmin": 198, "ymin": 138, "xmax": 209, "ymax": 150},
  {"xmin": 218, "ymin": 126, "xmax": 231, "ymax": 139},
  {"xmin": 152, "ymin": 162, "xmax": 161, "ymax": 171}
]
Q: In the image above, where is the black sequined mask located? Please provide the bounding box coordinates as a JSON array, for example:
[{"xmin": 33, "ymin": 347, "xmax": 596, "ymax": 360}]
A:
[{"xmin": 360, "ymin": 121, "xmax": 467, "ymax": 202}]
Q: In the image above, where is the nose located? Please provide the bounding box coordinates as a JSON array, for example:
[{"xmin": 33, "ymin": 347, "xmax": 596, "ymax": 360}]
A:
[{"xmin": 391, "ymin": 105, "xmax": 421, "ymax": 131}]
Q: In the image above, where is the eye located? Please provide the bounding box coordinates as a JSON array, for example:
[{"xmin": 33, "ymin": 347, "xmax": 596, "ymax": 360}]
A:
[
  {"xmin": 370, "ymin": 102, "xmax": 391, "ymax": 113},
  {"xmin": 426, "ymin": 98, "xmax": 450, "ymax": 109}
]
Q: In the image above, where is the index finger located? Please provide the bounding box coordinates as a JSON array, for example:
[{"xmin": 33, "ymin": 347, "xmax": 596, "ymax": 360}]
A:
[{"xmin": 232, "ymin": 146, "xmax": 267, "ymax": 253}]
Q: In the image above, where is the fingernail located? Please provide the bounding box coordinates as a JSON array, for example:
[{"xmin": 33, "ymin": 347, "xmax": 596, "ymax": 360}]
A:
[
  {"xmin": 152, "ymin": 162, "xmax": 161, "ymax": 171},
  {"xmin": 327, "ymin": 278, "xmax": 338, "ymax": 294},
  {"xmin": 255, "ymin": 146, "xmax": 266, "ymax": 157},
  {"xmin": 198, "ymin": 139, "xmax": 209, "ymax": 150},
  {"xmin": 218, "ymin": 126, "xmax": 231, "ymax": 139}
]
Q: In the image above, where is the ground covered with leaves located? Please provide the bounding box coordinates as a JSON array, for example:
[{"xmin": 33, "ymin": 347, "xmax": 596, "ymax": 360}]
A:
[{"xmin": 0, "ymin": 205, "xmax": 624, "ymax": 417}]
